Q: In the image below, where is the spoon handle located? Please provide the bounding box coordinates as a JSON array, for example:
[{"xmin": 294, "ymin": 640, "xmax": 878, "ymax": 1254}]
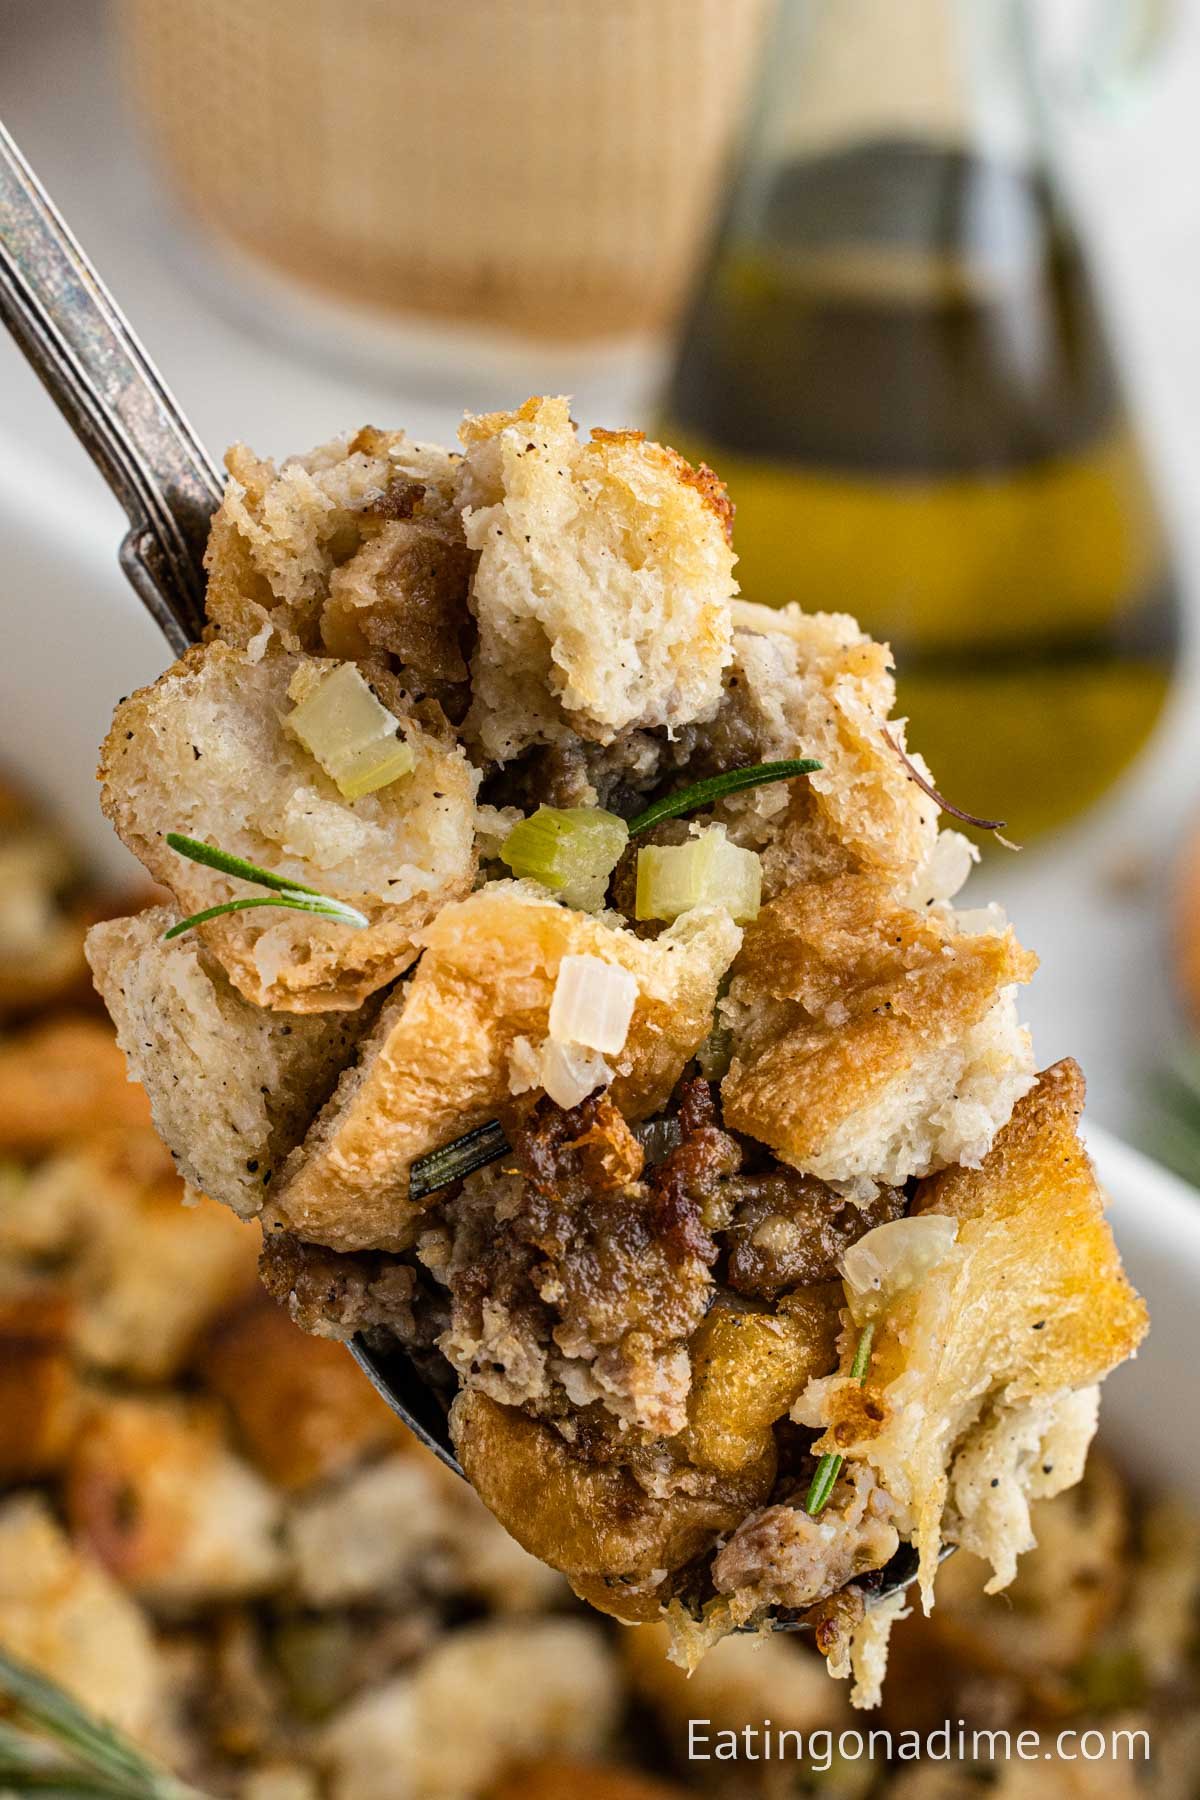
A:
[{"xmin": 0, "ymin": 120, "xmax": 216, "ymax": 654}]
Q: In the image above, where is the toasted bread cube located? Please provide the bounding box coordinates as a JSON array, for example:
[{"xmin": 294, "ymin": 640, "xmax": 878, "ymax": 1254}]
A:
[
  {"xmin": 800, "ymin": 1062, "xmax": 1147, "ymax": 1607},
  {"xmin": 450, "ymin": 1390, "xmax": 773, "ymax": 1618},
  {"xmin": 205, "ymin": 429, "xmax": 463, "ymax": 654},
  {"xmin": 0, "ymin": 1493, "xmax": 165, "ymax": 1742},
  {"xmin": 196, "ymin": 1292, "xmax": 404, "ymax": 1490},
  {"xmin": 721, "ymin": 606, "xmax": 942, "ymax": 895},
  {"xmin": 274, "ymin": 882, "xmax": 740, "ymax": 1251},
  {"xmin": 87, "ymin": 909, "xmax": 372, "ymax": 1218},
  {"xmin": 73, "ymin": 1174, "xmax": 259, "ymax": 1382},
  {"xmin": 0, "ymin": 1289, "xmax": 80, "ymax": 1478},
  {"xmin": 721, "ymin": 873, "xmax": 1037, "ymax": 1189},
  {"xmin": 624, "ymin": 1620, "xmax": 850, "ymax": 1749},
  {"xmin": 65, "ymin": 1394, "xmax": 288, "ymax": 1608},
  {"xmin": 458, "ymin": 397, "xmax": 735, "ymax": 760},
  {"xmin": 98, "ymin": 640, "xmax": 478, "ymax": 1011},
  {"xmin": 491, "ymin": 1764, "xmax": 687, "ymax": 1800},
  {"xmin": 316, "ymin": 1619, "xmax": 619, "ymax": 1800},
  {"xmin": 0, "ymin": 1016, "xmax": 152, "ymax": 1152}
]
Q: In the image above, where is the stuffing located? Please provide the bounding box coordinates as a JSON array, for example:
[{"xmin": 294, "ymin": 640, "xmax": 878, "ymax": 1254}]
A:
[
  {"xmin": 86, "ymin": 909, "xmax": 374, "ymax": 1218},
  {"xmin": 797, "ymin": 1062, "xmax": 1147, "ymax": 1610},
  {"xmin": 0, "ymin": 1015, "xmax": 153, "ymax": 1151},
  {"xmin": 284, "ymin": 1440, "xmax": 556, "ymax": 1616},
  {"xmin": 624, "ymin": 1619, "xmax": 852, "ymax": 1745},
  {"xmin": 0, "ymin": 1492, "xmax": 165, "ymax": 1742},
  {"xmin": 0, "ymin": 795, "xmax": 90, "ymax": 1017},
  {"xmin": 69, "ymin": 1165, "xmax": 259, "ymax": 1383},
  {"xmin": 713, "ymin": 605, "xmax": 943, "ymax": 895},
  {"xmin": 258, "ymin": 1230, "xmax": 422, "ymax": 1341},
  {"xmin": 195, "ymin": 1292, "xmax": 405, "ymax": 1490},
  {"xmin": 205, "ymin": 428, "xmax": 463, "ymax": 657},
  {"xmin": 64, "ymin": 1394, "xmax": 288, "ymax": 1608},
  {"xmin": 98, "ymin": 640, "xmax": 479, "ymax": 1011},
  {"xmin": 720, "ymin": 872, "xmax": 1038, "ymax": 1189},
  {"xmin": 489, "ymin": 1765, "xmax": 687, "ymax": 1800},
  {"xmin": 450, "ymin": 1390, "xmax": 776, "ymax": 1619},
  {"xmin": 316, "ymin": 1618, "xmax": 620, "ymax": 1800},
  {"xmin": 710, "ymin": 1460, "xmax": 900, "ymax": 1619},
  {"xmin": 0, "ymin": 1133, "xmax": 257, "ymax": 1382},
  {"xmin": 458, "ymin": 397, "xmax": 735, "ymax": 760},
  {"xmin": 0, "ymin": 1289, "xmax": 80, "ymax": 1478},
  {"xmin": 273, "ymin": 883, "xmax": 740, "ymax": 1251}
]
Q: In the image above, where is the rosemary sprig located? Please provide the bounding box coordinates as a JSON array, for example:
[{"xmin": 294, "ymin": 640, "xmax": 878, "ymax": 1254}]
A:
[
  {"xmin": 805, "ymin": 1322, "xmax": 875, "ymax": 1518},
  {"xmin": 626, "ymin": 759, "xmax": 821, "ymax": 838},
  {"xmin": 0, "ymin": 1649, "xmax": 210, "ymax": 1799},
  {"xmin": 409, "ymin": 1120, "xmax": 511, "ymax": 1202},
  {"xmin": 162, "ymin": 832, "xmax": 369, "ymax": 941}
]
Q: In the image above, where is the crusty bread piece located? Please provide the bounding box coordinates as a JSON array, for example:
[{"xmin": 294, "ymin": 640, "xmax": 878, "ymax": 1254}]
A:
[
  {"xmin": 0, "ymin": 1289, "xmax": 80, "ymax": 1479},
  {"xmin": 0, "ymin": 1016, "xmax": 153, "ymax": 1151},
  {"xmin": 86, "ymin": 909, "xmax": 372, "ymax": 1216},
  {"xmin": 717, "ymin": 605, "xmax": 941, "ymax": 896},
  {"xmin": 98, "ymin": 640, "xmax": 479, "ymax": 1011},
  {"xmin": 195, "ymin": 1292, "xmax": 405, "ymax": 1491},
  {"xmin": 798, "ymin": 1062, "xmax": 1148, "ymax": 1607},
  {"xmin": 272, "ymin": 882, "xmax": 741, "ymax": 1251},
  {"xmin": 458, "ymin": 397, "xmax": 735, "ymax": 760},
  {"xmin": 721, "ymin": 873, "xmax": 1038, "ymax": 1189},
  {"xmin": 205, "ymin": 428, "xmax": 463, "ymax": 654},
  {"xmin": 65, "ymin": 1393, "xmax": 287, "ymax": 1608},
  {"xmin": 0, "ymin": 1493, "xmax": 165, "ymax": 1740},
  {"xmin": 316, "ymin": 1619, "xmax": 619, "ymax": 1800}
]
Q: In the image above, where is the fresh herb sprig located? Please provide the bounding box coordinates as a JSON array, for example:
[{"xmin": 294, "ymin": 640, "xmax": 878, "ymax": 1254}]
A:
[
  {"xmin": 162, "ymin": 833, "xmax": 368, "ymax": 941},
  {"xmin": 409, "ymin": 1120, "xmax": 511, "ymax": 1201},
  {"xmin": 805, "ymin": 1322, "xmax": 876, "ymax": 1518},
  {"xmin": 626, "ymin": 759, "xmax": 821, "ymax": 838},
  {"xmin": 0, "ymin": 1648, "xmax": 210, "ymax": 1799}
]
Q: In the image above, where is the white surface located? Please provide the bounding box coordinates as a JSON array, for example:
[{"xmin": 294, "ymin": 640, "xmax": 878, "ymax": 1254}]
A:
[
  {"xmin": 1090, "ymin": 1122, "xmax": 1200, "ymax": 1493},
  {"xmin": 3, "ymin": 0, "xmax": 1200, "ymax": 1141}
]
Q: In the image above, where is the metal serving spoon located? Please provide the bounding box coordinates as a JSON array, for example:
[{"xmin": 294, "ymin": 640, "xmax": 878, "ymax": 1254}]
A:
[{"xmin": 0, "ymin": 119, "xmax": 943, "ymax": 1623}]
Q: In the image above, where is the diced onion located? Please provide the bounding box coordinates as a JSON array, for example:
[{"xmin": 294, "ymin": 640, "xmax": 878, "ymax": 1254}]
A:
[
  {"xmin": 548, "ymin": 954, "xmax": 638, "ymax": 1055},
  {"xmin": 635, "ymin": 825, "xmax": 761, "ymax": 924},
  {"xmin": 841, "ymin": 1214, "xmax": 959, "ymax": 1321},
  {"xmin": 500, "ymin": 806, "xmax": 629, "ymax": 911},
  {"xmin": 539, "ymin": 1039, "xmax": 612, "ymax": 1109},
  {"xmin": 288, "ymin": 663, "xmax": 415, "ymax": 800}
]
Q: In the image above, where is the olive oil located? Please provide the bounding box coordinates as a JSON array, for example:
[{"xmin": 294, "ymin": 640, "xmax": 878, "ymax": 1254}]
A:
[{"xmin": 661, "ymin": 140, "xmax": 1179, "ymax": 838}]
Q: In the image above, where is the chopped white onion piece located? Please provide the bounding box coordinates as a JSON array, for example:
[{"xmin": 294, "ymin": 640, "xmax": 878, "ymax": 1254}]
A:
[
  {"xmin": 539, "ymin": 1039, "xmax": 612, "ymax": 1109},
  {"xmin": 548, "ymin": 954, "xmax": 638, "ymax": 1055},
  {"xmin": 287, "ymin": 663, "xmax": 415, "ymax": 800},
  {"xmin": 841, "ymin": 1214, "xmax": 959, "ymax": 1321}
]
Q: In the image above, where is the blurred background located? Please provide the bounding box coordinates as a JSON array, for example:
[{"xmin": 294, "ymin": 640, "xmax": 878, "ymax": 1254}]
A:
[{"xmin": 3, "ymin": 2, "xmax": 1200, "ymax": 1794}]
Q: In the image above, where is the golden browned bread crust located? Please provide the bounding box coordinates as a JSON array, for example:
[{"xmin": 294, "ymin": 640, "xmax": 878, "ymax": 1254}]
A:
[
  {"xmin": 271, "ymin": 884, "xmax": 740, "ymax": 1251},
  {"xmin": 721, "ymin": 872, "xmax": 1038, "ymax": 1187},
  {"xmin": 98, "ymin": 641, "xmax": 478, "ymax": 1012},
  {"xmin": 803, "ymin": 1061, "xmax": 1147, "ymax": 1604}
]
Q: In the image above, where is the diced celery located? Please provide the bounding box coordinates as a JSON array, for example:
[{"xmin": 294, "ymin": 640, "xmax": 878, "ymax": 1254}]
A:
[
  {"xmin": 288, "ymin": 663, "xmax": 415, "ymax": 800},
  {"xmin": 635, "ymin": 825, "xmax": 761, "ymax": 924},
  {"xmin": 500, "ymin": 806, "xmax": 629, "ymax": 910}
]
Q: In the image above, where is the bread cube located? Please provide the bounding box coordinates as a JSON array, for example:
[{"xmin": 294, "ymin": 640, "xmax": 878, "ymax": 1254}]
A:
[
  {"xmin": 459, "ymin": 397, "xmax": 735, "ymax": 760},
  {"xmin": 98, "ymin": 640, "xmax": 478, "ymax": 1011}
]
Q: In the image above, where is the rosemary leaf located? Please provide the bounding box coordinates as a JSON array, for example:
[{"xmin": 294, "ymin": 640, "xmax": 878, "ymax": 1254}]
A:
[
  {"xmin": 409, "ymin": 1120, "xmax": 511, "ymax": 1202},
  {"xmin": 165, "ymin": 833, "xmax": 326, "ymax": 896},
  {"xmin": 0, "ymin": 1650, "xmax": 206, "ymax": 1799},
  {"xmin": 626, "ymin": 759, "xmax": 821, "ymax": 837},
  {"xmin": 162, "ymin": 894, "xmax": 368, "ymax": 941},
  {"xmin": 162, "ymin": 834, "xmax": 368, "ymax": 941},
  {"xmin": 805, "ymin": 1322, "xmax": 876, "ymax": 1518}
]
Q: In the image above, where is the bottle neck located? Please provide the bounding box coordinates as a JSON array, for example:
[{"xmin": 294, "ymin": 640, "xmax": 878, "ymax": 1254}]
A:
[{"xmin": 749, "ymin": 0, "xmax": 1046, "ymax": 171}]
